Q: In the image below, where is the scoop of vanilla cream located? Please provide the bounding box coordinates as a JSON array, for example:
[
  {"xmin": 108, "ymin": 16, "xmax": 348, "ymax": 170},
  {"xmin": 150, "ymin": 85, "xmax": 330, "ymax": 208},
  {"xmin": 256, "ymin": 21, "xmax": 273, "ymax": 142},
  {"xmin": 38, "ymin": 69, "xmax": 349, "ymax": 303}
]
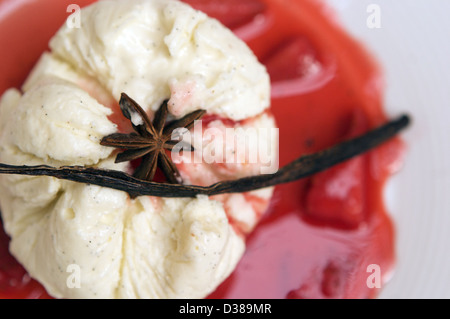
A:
[{"xmin": 0, "ymin": 0, "xmax": 274, "ymax": 299}]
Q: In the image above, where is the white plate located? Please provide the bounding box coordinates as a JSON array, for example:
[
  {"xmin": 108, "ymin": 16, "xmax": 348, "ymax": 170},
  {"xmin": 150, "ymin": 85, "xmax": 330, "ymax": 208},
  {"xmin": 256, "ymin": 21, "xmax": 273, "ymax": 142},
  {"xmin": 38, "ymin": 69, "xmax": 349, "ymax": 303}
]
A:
[{"xmin": 327, "ymin": 0, "xmax": 450, "ymax": 299}]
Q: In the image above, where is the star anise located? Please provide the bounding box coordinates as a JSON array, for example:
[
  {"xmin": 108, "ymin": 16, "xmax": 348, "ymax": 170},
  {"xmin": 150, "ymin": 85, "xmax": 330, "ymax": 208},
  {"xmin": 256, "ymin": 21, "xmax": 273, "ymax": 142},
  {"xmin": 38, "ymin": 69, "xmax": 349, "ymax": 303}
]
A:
[{"xmin": 100, "ymin": 93, "xmax": 206, "ymax": 184}]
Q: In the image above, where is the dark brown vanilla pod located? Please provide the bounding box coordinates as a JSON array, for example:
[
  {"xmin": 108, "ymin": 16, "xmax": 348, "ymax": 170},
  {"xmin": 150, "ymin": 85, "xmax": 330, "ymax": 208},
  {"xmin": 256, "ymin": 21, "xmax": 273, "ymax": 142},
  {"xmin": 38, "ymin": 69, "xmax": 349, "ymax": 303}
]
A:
[{"xmin": 0, "ymin": 114, "xmax": 410, "ymax": 198}]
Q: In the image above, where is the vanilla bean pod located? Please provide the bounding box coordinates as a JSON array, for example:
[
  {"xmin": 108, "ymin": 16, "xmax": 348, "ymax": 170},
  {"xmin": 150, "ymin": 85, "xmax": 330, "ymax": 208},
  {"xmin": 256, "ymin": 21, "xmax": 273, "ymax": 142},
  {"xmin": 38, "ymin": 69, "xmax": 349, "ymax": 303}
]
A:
[{"xmin": 0, "ymin": 114, "xmax": 410, "ymax": 198}]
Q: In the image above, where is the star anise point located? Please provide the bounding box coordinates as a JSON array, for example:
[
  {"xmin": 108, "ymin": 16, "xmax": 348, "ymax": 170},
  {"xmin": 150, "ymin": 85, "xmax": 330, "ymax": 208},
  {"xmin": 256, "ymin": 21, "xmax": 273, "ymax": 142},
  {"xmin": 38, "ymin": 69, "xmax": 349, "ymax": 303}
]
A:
[{"xmin": 101, "ymin": 93, "xmax": 205, "ymax": 184}]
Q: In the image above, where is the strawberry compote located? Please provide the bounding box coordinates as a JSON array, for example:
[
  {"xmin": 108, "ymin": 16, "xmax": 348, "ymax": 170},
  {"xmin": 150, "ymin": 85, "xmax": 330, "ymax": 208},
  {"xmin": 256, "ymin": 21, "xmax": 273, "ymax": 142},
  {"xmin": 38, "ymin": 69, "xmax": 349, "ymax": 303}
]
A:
[{"xmin": 0, "ymin": 0, "xmax": 404, "ymax": 299}]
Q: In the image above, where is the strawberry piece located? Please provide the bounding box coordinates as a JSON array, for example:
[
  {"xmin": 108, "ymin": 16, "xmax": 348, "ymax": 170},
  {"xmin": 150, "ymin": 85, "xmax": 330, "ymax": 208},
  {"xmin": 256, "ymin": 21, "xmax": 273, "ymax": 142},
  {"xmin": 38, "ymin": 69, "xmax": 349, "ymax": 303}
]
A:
[
  {"xmin": 264, "ymin": 36, "xmax": 322, "ymax": 82},
  {"xmin": 286, "ymin": 260, "xmax": 353, "ymax": 299},
  {"xmin": 182, "ymin": 0, "xmax": 266, "ymax": 29},
  {"xmin": 321, "ymin": 261, "xmax": 347, "ymax": 298},
  {"xmin": 305, "ymin": 157, "xmax": 365, "ymax": 229},
  {"xmin": 304, "ymin": 111, "xmax": 369, "ymax": 230}
]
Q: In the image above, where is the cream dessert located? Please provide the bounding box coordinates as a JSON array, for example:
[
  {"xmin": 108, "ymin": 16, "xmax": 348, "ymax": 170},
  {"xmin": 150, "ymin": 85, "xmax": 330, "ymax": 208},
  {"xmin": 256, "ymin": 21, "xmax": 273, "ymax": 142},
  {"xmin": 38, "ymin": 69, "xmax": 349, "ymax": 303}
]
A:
[{"xmin": 0, "ymin": 0, "xmax": 276, "ymax": 299}]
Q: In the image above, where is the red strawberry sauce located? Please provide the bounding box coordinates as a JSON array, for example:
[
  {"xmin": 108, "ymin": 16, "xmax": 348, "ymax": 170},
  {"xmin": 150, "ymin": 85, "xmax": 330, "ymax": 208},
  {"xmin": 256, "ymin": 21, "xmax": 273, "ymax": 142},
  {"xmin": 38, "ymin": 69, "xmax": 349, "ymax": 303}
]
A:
[{"xmin": 0, "ymin": 0, "xmax": 404, "ymax": 299}]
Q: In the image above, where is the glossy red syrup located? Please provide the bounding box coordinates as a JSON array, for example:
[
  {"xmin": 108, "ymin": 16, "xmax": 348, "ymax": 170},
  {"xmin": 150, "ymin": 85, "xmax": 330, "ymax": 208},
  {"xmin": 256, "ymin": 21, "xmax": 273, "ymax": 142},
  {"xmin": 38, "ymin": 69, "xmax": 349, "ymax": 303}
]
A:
[{"xmin": 0, "ymin": 0, "xmax": 404, "ymax": 299}]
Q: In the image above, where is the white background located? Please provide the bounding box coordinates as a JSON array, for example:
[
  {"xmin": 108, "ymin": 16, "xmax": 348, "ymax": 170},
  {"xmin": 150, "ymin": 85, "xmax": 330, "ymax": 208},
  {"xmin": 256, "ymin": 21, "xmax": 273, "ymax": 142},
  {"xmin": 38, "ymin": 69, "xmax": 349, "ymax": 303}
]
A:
[{"xmin": 328, "ymin": 0, "xmax": 450, "ymax": 298}]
